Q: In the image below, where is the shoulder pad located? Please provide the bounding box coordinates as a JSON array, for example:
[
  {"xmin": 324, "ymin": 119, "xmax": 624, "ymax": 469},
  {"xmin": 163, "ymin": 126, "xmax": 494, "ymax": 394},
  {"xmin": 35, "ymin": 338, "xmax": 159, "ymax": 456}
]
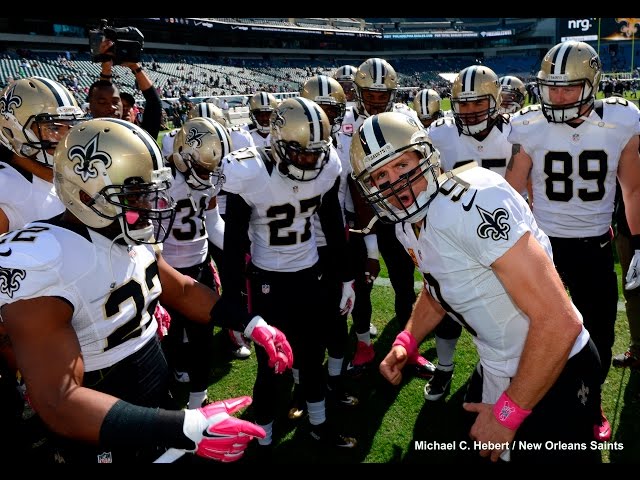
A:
[
  {"xmin": 0, "ymin": 163, "xmax": 23, "ymax": 206},
  {"xmin": 221, "ymin": 148, "xmax": 266, "ymax": 194},
  {"xmin": 602, "ymin": 96, "xmax": 630, "ymax": 107},
  {"xmin": 0, "ymin": 225, "xmax": 61, "ymax": 271}
]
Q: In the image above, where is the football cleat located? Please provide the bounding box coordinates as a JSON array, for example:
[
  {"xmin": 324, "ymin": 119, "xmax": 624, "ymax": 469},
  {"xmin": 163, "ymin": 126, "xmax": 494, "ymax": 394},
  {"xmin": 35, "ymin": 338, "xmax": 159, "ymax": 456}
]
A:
[
  {"xmin": 593, "ymin": 407, "xmax": 611, "ymax": 442},
  {"xmin": 406, "ymin": 355, "xmax": 436, "ymax": 379},
  {"xmin": 345, "ymin": 341, "xmax": 375, "ymax": 378},
  {"xmin": 309, "ymin": 422, "xmax": 358, "ymax": 449},
  {"xmin": 424, "ymin": 365, "xmax": 454, "ymax": 401},
  {"xmin": 612, "ymin": 349, "xmax": 640, "ymax": 369}
]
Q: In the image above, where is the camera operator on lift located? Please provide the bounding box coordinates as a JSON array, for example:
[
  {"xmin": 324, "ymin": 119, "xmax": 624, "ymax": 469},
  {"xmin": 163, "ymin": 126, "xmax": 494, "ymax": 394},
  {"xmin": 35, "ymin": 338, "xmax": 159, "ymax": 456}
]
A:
[{"xmin": 88, "ymin": 21, "xmax": 162, "ymax": 140}]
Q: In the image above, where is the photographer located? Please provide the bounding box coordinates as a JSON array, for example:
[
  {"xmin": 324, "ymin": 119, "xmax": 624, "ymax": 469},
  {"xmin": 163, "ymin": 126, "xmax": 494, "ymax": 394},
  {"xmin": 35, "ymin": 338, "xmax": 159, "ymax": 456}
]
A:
[{"xmin": 92, "ymin": 37, "xmax": 162, "ymax": 140}]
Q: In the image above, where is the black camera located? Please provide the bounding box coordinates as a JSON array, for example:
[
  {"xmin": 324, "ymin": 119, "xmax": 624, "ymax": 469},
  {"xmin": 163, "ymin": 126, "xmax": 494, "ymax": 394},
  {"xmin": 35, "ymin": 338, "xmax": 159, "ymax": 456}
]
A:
[{"xmin": 89, "ymin": 20, "xmax": 144, "ymax": 65}]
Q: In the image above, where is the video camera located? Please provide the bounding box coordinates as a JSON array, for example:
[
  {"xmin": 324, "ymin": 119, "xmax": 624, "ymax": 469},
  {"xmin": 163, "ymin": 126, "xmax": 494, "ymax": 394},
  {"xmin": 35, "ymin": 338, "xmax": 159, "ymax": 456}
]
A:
[{"xmin": 89, "ymin": 19, "xmax": 144, "ymax": 65}]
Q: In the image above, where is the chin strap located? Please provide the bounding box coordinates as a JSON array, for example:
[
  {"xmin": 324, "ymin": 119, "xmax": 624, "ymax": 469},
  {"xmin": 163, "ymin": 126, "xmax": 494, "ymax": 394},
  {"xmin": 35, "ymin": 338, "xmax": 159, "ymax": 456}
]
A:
[{"xmin": 349, "ymin": 215, "xmax": 378, "ymax": 235}]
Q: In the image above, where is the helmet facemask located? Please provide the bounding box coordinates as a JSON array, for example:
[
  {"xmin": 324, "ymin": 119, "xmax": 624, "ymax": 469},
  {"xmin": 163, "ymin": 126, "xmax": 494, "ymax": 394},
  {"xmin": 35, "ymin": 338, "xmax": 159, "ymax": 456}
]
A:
[
  {"xmin": 97, "ymin": 169, "xmax": 176, "ymax": 244},
  {"xmin": 537, "ymin": 79, "xmax": 594, "ymax": 123},
  {"xmin": 498, "ymin": 88, "xmax": 525, "ymax": 114},
  {"xmin": 357, "ymin": 88, "xmax": 396, "ymax": 118},
  {"xmin": 173, "ymin": 147, "xmax": 218, "ymax": 192},
  {"xmin": 273, "ymin": 139, "xmax": 330, "ymax": 182},
  {"xmin": 452, "ymin": 95, "xmax": 498, "ymax": 136}
]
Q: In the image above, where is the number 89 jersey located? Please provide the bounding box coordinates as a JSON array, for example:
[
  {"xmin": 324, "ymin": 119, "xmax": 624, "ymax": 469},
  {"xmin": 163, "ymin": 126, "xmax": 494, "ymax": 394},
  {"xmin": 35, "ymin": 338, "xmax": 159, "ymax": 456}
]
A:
[
  {"xmin": 0, "ymin": 221, "xmax": 161, "ymax": 372},
  {"xmin": 508, "ymin": 99, "xmax": 640, "ymax": 238}
]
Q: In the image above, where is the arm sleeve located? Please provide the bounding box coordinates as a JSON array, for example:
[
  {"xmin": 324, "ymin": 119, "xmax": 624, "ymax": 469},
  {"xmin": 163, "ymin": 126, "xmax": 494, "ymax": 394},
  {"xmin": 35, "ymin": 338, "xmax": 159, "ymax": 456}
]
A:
[
  {"xmin": 140, "ymin": 86, "xmax": 162, "ymax": 141},
  {"xmin": 319, "ymin": 176, "xmax": 353, "ymax": 281}
]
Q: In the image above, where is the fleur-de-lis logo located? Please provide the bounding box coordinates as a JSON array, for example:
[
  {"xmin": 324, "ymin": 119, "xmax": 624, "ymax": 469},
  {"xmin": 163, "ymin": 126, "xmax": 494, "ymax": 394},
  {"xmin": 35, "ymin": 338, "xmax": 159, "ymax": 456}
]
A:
[
  {"xmin": 616, "ymin": 18, "xmax": 640, "ymax": 38},
  {"xmin": 186, "ymin": 127, "xmax": 207, "ymax": 148},
  {"xmin": 476, "ymin": 205, "xmax": 511, "ymax": 241},
  {"xmin": 577, "ymin": 382, "xmax": 589, "ymax": 406},
  {"xmin": 67, "ymin": 133, "xmax": 112, "ymax": 182},
  {"xmin": 0, "ymin": 85, "xmax": 22, "ymax": 115},
  {"xmin": 272, "ymin": 108, "xmax": 286, "ymax": 129},
  {"xmin": 498, "ymin": 401, "xmax": 515, "ymax": 421},
  {"xmin": 0, "ymin": 266, "xmax": 26, "ymax": 299}
]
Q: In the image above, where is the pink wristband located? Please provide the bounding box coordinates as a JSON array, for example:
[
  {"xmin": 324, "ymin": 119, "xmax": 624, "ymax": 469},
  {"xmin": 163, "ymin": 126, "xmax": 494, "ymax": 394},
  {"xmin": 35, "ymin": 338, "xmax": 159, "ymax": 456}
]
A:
[
  {"xmin": 392, "ymin": 330, "xmax": 418, "ymax": 360},
  {"xmin": 493, "ymin": 391, "xmax": 532, "ymax": 431}
]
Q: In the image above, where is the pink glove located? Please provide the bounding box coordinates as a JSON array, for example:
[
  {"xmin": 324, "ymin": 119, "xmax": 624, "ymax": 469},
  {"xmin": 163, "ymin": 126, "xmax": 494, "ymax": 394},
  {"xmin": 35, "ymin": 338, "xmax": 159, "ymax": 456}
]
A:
[
  {"xmin": 244, "ymin": 316, "xmax": 294, "ymax": 374},
  {"xmin": 183, "ymin": 396, "xmax": 265, "ymax": 462}
]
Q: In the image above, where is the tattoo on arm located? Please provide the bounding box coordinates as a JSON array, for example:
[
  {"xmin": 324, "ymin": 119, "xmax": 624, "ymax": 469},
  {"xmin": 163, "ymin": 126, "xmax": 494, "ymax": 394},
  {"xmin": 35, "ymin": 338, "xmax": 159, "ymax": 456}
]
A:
[{"xmin": 506, "ymin": 144, "xmax": 521, "ymax": 172}]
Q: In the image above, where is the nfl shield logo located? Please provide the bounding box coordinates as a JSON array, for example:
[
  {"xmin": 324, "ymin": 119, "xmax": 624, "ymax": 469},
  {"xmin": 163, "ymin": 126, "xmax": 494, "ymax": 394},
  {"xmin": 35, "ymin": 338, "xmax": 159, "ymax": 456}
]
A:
[
  {"xmin": 572, "ymin": 133, "xmax": 580, "ymax": 143},
  {"xmin": 293, "ymin": 185, "xmax": 298, "ymax": 193},
  {"xmin": 262, "ymin": 283, "xmax": 271, "ymax": 294},
  {"xmin": 477, "ymin": 145, "xmax": 484, "ymax": 152},
  {"xmin": 97, "ymin": 452, "xmax": 113, "ymax": 463}
]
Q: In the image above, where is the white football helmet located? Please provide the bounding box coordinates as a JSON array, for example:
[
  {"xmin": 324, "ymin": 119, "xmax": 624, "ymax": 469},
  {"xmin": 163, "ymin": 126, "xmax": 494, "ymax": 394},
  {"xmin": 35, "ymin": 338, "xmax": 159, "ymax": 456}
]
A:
[
  {"xmin": 0, "ymin": 76, "xmax": 84, "ymax": 166},
  {"xmin": 354, "ymin": 58, "xmax": 398, "ymax": 118},
  {"xmin": 350, "ymin": 112, "xmax": 441, "ymax": 224},
  {"xmin": 172, "ymin": 117, "xmax": 232, "ymax": 194},
  {"xmin": 537, "ymin": 40, "xmax": 602, "ymax": 123},
  {"xmin": 498, "ymin": 76, "xmax": 526, "ymax": 114},
  {"xmin": 451, "ymin": 66, "xmax": 502, "ymax": 136},
  {"xmin": 54, "ymin": 118, "xmax": 175, "ymax": 244},
  {"xmin": 270, "ymin": 97, "xmax": 331, "ymax": 182}
]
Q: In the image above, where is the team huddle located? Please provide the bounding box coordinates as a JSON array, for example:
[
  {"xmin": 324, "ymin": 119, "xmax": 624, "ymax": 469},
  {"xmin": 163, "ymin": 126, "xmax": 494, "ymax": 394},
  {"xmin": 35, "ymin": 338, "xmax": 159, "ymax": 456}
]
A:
[{"xmin": 0, "ymin": 39, "xmax": 639, "ymax": 464}]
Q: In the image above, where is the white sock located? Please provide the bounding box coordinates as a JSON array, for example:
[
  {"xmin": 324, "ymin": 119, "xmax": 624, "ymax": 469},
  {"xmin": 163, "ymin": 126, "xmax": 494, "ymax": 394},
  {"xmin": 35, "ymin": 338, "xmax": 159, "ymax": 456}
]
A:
[
  {"xmin": 327, "ymin": 357, "xmax": 343, "ymax": 377},
  {"xmin": 307, "ymin": 399, "xmax": 326, "ymax": 426},
  {"xmin": 435, "ymin": 336, "xmax": 458, "ymax": 368},
  {"xmin": 356, "ymin": 332, "xmax": 371, "ymax": 346},
  {"xmin": 257, "ymin": 421, "xmax": 273, "ymax": 446},
  {"xmin": 292, "ymin": 368, "xmax": 300, "ymax": 385},
  {"xmin": 188, "ymin": 390, "xmax": 207, "ymax": 408}
]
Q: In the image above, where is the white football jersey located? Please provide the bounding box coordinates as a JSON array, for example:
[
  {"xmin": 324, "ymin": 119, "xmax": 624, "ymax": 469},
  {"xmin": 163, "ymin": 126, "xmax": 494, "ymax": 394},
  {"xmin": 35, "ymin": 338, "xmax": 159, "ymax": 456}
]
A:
[
  {"xmin": 340, "ymin": 105, "xmax": 356, "ymax": 137},
  {"xmin": 0, "ymin": 221, "xmax": 161, "ymax": 372},
  {"xmin": 161, "ymin": 128, "xmax": 179, "ymax": 158},
  {"xmin": 229, "ymin": 125, "xmax": 255, "ymax": 151},
  {"xmin": 509, "ymin": 99, "xmax": 640, "ymax": 238},
  {"xmin": 427, "ymin": 116, "xmax": 512, "ymax": 177},
  {"xmin": 248, "ymin": 128, "xmax": 271, "ymax": 148},
  {"xmin": 162, "ymin": 171, "xmax": 213, "ymax": 268},
  {"xmin": 0, "ymin": 161, "xmax": 64, "ymax": 230},
  {"xmin": 315, "ymin": 140, "xmax": 350, "ymax": 247},
  {"xmin": 395, "ymin": 165, "xmax": 589, "ymax": 377},
  {"xmin": 221, "ymin": 147, "xmax": 341, "ymax": 272}
]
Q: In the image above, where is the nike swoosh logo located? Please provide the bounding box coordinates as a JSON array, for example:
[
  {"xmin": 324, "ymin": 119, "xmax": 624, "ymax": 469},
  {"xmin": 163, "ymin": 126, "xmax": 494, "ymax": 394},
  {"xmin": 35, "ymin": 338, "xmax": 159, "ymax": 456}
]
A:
[
  {"xmin": 600, "ymin": 241, "xmax": 610, "ymax": 248},
  {"xmin": 0, "ymin": 249, "xmax": 11, "ymax": 256},
  {"xmin": 225, "ymin": 399, "xmax": 246, "ymax": 409},
  {"xmin": 462, "ymin": 190, "xmax": 477, "ymax": 211},
  {"xmin": 202, "ymin": 430, "xmax": 232, "ymax": 439}
]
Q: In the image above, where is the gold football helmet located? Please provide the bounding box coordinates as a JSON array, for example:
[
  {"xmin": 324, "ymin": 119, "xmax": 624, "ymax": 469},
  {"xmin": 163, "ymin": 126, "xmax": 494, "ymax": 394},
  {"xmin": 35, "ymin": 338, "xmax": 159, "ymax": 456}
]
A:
[
  {"xmin": 413, "ymin": 88, "xmax": 442, "ymax": 127},
  {"xmin": 54, "ymin": 118, "xmax": 175, "ymax": 244},
  {"xmin": 270, "ymin": 97, "xmax": 331, "ymax": 182},
  {"xmin": 498, "ymin": 76, "xmax": 526, "ymax": 114},
  {"xmin": 300, "ymin": 75, "xmax": 347, "ymax": 135},
  {"xmin": 0, "ymin": 76, "xmax": 84, "ymax": 166},
  {"xmin": 188, "ymin": 102, "xmax": 228, "ymax": 127},
  {"xmin": 354, "ymin": 58, "xmax": 398, "ymax": 118},
  {"xmin": 350, "ymin": 112, "xmax": 441, "ymax": 224},
  {"xmin": 249, "ymin": 92, "xmax": 279, "ymax": 134},
  {"xmin": 172, "ymin": 117, "xmax": 232, "ymax": 194},
  {"xmin": 451, "ymin": 65, "xmax": 502, "ymax": 136},
  {"xmin": 332, "ymin": 64, "xmax": 357, "ymax": 102},
  {"xmin": 537, "ymin": 40, "xmax": 602, "ymax": 123}
]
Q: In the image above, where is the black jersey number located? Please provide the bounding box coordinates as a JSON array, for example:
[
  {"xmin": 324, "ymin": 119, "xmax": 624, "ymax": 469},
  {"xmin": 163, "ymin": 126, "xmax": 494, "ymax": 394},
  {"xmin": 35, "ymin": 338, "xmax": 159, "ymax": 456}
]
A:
[
  {"xmin": 544, "ymin": 150, "xmax": 607, "ymax": 202},
  {"xmin": 453, "ymin": 158, "xmax": 506, "ymax": 173},
  {"xmin": 172, "ymin": 197, "xmax": 207, "ymax": 241},
  {"xmin": 424, "ymin": 273, "xmax": 477, "ymax": 337},
  {"xmin": 103, "ymin": 261, "xmax": 159, "ymax": 350},
  {"xmin": 267, "ymin": 195, "xmax": 322, "ymax": 246}
]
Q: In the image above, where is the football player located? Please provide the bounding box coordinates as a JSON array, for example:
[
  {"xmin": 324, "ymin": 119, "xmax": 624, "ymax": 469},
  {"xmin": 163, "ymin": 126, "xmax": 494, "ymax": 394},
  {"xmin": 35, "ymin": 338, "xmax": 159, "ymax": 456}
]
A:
[
  {"xmin": 332, "ymin": 64, "xmax": 358, "ymax": 108},
  {"xmin": 220, "ymin": 97, "xmax": 357, "ymax": 449},
  {"xmin": 0, "ymin": 118, "xmax": 292, "ymax": 463},
  {"xmin": 505, "ymin": 41, "xmax": 640, "ymax": 441},
  {"xmin": 423, "ymin": 65, "xmax": 514, "ymax": 402},
  {"xmin": 413, "ymin": 88, "xmax": 445, "ymax": 129},
  {"xmin": 498, "ymin": 75, "xmax": 527, "ymax": 114},
  {"xmin": 244, "ymin": 92, "xmax": 278, "ymax": 148},
  {"xmin": 352, "ymin": 111, "xmax": 602, "ymax": 463}
]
